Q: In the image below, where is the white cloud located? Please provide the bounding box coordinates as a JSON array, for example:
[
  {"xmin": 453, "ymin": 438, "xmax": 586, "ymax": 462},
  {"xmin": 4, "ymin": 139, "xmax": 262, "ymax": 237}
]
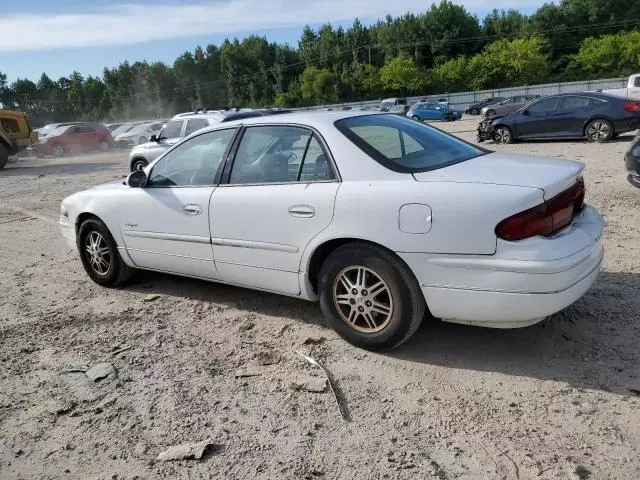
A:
[{"xmin": 0, "ymin": 0, "xmax": 542, "ymax": 52}]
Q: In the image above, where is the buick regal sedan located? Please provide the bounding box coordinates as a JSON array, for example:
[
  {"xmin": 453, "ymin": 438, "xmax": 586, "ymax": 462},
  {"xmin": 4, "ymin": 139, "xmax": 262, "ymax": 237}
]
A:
[{"xmin": 59, "ymin": 112, "xmax": 604, "ymax": 351}]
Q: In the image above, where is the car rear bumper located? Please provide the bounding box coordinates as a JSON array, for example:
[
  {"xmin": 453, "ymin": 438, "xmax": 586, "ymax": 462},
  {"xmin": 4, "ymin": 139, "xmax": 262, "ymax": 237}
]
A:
[{"xmin": 399, "ymin": 205, "xmax": 604, "ymax": 328}]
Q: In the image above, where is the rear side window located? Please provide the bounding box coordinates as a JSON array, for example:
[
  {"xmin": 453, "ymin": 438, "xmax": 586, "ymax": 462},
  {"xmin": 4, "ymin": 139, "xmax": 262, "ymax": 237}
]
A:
[
  {"xmin": 336, "ymin": 115, "xmax": 485, "ymax": 173},
  {"xmin": 559, "ymin": 96, "xmax": 592, "ymax": 110},
  {"xmin": 161, "ymin": 120, "xmax": 183, "ymax": 138},
  {"xmin": 185, "ymin": 119, "xmax": 207, "ymax": 136}
]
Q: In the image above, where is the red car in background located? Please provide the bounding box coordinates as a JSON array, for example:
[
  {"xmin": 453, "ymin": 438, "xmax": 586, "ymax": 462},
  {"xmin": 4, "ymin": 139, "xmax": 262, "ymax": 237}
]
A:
[{"xmin": 34, "ymin": 124, "xmax": 113, "ymax": 158}]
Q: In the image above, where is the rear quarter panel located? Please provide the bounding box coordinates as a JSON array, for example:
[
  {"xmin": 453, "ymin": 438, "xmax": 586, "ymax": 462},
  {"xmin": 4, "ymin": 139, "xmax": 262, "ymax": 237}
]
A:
[{"xmin": 300, "ymin": 179, "xmax": 544, "ymax": 270}]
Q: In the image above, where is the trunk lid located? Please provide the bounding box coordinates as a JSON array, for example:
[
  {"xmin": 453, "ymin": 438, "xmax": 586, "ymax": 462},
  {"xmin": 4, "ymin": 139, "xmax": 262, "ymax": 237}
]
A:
[{"xmin": 413, "ymin": 152, "xmax": 584, "ymax": 199}]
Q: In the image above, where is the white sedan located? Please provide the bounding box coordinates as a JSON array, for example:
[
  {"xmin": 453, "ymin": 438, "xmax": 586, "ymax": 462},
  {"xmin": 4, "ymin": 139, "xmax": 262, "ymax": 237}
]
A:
[{"xmin": 59, "ymin": 112, "xmax": 604, "ymax": 351}]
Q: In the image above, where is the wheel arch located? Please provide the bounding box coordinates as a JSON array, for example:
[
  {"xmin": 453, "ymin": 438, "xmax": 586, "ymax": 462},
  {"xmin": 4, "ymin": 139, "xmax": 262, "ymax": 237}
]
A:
[
  {"xmin": 304, "ymin": 237, "xmax": 422, "ymax": 298},
  {"xmin": 129, "ymin": 155, "xmax": 148, "ymax": 171},
  {"xmin": 583, "ymin": 116, "xmax": 616, "ymax": 137},
  {"xmin": 75, "ymin": 210, "xmax": 135, "ymax": 267}
]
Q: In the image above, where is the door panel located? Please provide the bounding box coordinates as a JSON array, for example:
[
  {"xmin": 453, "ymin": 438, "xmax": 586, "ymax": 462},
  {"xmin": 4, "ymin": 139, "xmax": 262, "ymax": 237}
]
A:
[
  {"xmin": 514, "ymin": 97, "xmax": 560, "ymax": 138},
  {"xmin": 210, "ymin": 183, "xmax": 339, "ymax": 294},
  {"xmin": 553, "ymin": 96, "xmax": 593, "ymax": 137},
  {"xmin": 119, "ymin": 187, "xmax": 217, "ymax": 278}
]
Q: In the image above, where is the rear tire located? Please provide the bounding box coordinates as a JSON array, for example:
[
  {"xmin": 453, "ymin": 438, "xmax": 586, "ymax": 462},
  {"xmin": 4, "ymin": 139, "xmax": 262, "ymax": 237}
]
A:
[
  {"xmin": 586, "ymin": 119, "xmax": 613, "ymax": 142},
  {"xmin": 318, "ymin": 242, "xmax": 425, "ymax": 351},
  {"xmin": 99, "ymin": 141, "xmax": 110, "ymax": 152},
  {"xmin": 78, "ymin": 218, "xmax": 134, "ymax": 287},
  {"xmin": 0, "ymin": 143, "xmax": 8, "ymax": 169}
]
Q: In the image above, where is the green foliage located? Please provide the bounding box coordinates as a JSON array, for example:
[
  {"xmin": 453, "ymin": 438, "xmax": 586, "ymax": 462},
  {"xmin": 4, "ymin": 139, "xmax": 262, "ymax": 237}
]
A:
[
  {"xmin": 379, "ymin": 56, "xmax": 420, "ymax": 94},
  {"xmin": 468, "ymin": 37, "xmax": 550, "ymax": 90},
  {"xmin": 2, "ymin": 0, "xmax": 640, "ymax": 121},
  {"xmin": 569, "ymin": 31, "xmax": 640, "ymax": 77}
]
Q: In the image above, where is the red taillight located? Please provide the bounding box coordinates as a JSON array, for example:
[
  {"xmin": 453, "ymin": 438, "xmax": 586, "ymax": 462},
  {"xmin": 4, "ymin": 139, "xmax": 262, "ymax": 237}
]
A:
[
  {"xmin": 496, "ymin": 178, "xmax": 585, "ymax": 241},
  {"xmin": 623, "ymin": 101, "xmax": 640, "ymax": 112}
]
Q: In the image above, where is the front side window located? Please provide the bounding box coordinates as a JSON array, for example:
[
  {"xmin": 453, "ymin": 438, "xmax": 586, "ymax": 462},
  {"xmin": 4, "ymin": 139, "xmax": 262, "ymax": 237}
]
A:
[
  {"xmin": 1, "ymin": 118, "xmax": 20, "ymax": 133},
  {"xmin": 160, "ymin": 120, "xmax": 183, "ymax": 139},
  {"xmin": 500, "ymin": 98, "xmax": 514, "ymax": 105},
  {"xmin": 229, "ymin": 126, "xmax": 334, "ymax": 184},
  {"xmin": 336, "ymin": 114, "xmax": 485, "ymax": 173},
  {"xmin": 147, "ymin": 129, "xmax": 236, "ymax": 187},
  {"xmin": 527, "ymin": 97, "xmax": 559, "ymax": 113}
]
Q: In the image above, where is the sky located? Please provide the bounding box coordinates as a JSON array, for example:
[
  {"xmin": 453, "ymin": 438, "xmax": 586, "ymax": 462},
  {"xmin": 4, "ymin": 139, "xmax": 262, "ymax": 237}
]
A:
[{"xmin": 0, "ymin": 0, "xmax": 543, "ymax": 83}]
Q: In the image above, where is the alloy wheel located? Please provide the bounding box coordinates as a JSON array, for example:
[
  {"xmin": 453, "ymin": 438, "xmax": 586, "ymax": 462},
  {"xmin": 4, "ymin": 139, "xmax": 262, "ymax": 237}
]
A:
[
  {"xmin": 84, "ymin": 231, "xmax": 111, "ymax": 275},
  {"xmin": 52, "ymin": 146, "xmax": 65, "ymax": 157},
  {"xmin": 332, "ymin": 265, "xmax": 393, "ymax": 333},
  {"xmin": 587, "ymin": 121, "xmax": 610, "ymax": 141},
  {"xmin": 494, "ymin": 128, "xmax": 511, "ymax": 144}
]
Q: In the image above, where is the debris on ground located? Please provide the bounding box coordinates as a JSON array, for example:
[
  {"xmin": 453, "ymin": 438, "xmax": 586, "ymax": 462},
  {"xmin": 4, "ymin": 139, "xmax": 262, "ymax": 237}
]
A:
[
  {"xmin": 302, "ymin": 336, "xmax": 327, "ymax": 345},
  {"xmin": 291, "ymin": 375, "xmax": 328, "ymax": 393},
  {"xmin": 85, "ymin": 363, "xmax": 118, "ymax": 382},
  {"xmin": 60, "ymin": 363, "xmax": 90, "ymax": 374},
  {"xmin": 156, "ymin": 439, "xmax": 214, "ymax": 461},
  {"xmin": 142, "ymin": 294, "xmax": 161, "ymax": 302},
  {"xmin": 248, "ymin": 350, "xmax": 280, "ymax": 366},
  {"xmin": 234, "ymin": 365, "xmax": 266, "ymax": 378},
  {"xmin": 110, "ymin": 345, "xmax": 133, "ymax": 356},
  {"xmin": 296, "ymin": 351, "xmax": 349, "ymax": 421}
]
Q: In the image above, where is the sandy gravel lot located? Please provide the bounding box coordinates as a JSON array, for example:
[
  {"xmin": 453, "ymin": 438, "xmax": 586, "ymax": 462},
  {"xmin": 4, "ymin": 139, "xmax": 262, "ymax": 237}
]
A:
[{"xmin": 1, "ymin": 119, "xmax": 639, "ymax": 480}]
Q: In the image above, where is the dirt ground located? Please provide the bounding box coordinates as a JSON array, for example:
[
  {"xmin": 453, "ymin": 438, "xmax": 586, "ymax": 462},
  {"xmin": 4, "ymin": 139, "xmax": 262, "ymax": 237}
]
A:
[{"xmin": 1, "ymin": 119, "xmax": 639, "ymax": 480}]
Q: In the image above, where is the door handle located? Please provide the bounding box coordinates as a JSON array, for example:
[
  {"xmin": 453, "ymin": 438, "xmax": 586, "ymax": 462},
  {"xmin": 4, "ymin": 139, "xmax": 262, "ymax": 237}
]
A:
[
  {"xmin": 183, "ymin": 204, "xmax": 202, "ymax": 215},
  {"xmin": 288, "ymin": 205, "xmax": 315, "ymax": 218}
]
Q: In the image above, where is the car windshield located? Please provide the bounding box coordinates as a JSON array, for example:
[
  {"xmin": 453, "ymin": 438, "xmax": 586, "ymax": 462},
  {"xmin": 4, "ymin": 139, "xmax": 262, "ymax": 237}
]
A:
[{"xmin": 336, "ymin": 114, "xmax": 486, "ymax": 173}]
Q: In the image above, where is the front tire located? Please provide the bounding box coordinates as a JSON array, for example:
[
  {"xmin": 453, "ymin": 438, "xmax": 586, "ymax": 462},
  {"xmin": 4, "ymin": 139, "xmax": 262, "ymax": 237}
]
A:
[
  {"xmin": 52, "ymin": 144, "xmax": 65, "ymax": 158},
  {"xmin": 131, "ymin": 158, "xmax": 148, "ymax": 172},
  {"xmin": 318, "ymin": 242, "xmax": 425, "ymax": 351},
  {"xmin": 493, "ymin": 126, "xmax": 514, "ymax": 144},
  {"xmin": 78, "ymin": 218, "xmax": 134, "ymax": 286},
  {"xmin": 470, "ymin": 108, "xmax": 479, "ymax": 115},
  {"xmin": 586, "ymin": 119, "xmax": 613, "ymax": 142},
  {"xmin": 486, "ymin": 109, "xmax": 496, "ymax": 117},
  {"xmin": 99, "ymin": 140, "xmax": 110, "ymax": 152},
  {"xmin": 0, "ymin": 143, "xmax": 8, "ymax": 169},
  {"xmin": 139, "ymin": 137, "xmax": 148, "ymax": 145}
]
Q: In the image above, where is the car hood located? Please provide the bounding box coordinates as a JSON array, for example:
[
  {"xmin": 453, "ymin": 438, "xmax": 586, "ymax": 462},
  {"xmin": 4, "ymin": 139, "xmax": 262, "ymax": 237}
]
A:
[
  {"xmin": 413, "ymin": 152, "xmax": 584, "ymax": 199},
  {"xmin": 90, "ymin": 181, "xmax": 129, "ymax": 191}
]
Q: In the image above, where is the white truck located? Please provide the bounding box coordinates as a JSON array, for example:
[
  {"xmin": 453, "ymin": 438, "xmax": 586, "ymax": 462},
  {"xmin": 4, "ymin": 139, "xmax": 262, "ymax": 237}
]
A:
[{"xmin": 602, "ymin": 74, "xmax": 640, "ymax": 99}]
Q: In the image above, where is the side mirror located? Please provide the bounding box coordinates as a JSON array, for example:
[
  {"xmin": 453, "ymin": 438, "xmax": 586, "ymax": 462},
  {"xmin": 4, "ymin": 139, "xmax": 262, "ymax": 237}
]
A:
[
  {"xmin": 127, "ymin": 170, "xmax": 147, "ymax": 188},
  {"xmin": 149, "ymin": 134, "xmax": 158, "ymax": 142},
  {"xmin": 521, "ymin": 110, "xmax": 530, "ymax": 116}
]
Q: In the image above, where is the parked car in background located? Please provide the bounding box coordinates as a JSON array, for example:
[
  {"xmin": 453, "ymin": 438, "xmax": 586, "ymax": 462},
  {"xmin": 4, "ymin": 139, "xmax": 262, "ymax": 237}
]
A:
[
  {"xmin": 106, "ymin": 123, "xmax": 124, "ymax": 132},
  {"xmin": 482, "ymin": 95, "xmax": 540, "ymax": 117},
  {"xmin": 114, "ymin": 121, "xmax": 165, "ymax": 148},
  {"xmin": 477, "ymin": 92, "xmax": 640, "ymax": 144},
  {"xmin": 33, "ymin": 124, "xmax": 112, "ymax": 158},
  {"xmin": 379, "ymin": 98, "xmax": 409, "ymax": 115},
  {"xmin": 625, "ymin": 131, "xmax": 640, "ymax": 187},
  {"xmin": 128, "ymin": 109, "xmax": 289, "ymax": 171},
  {"xmin": 110, "ymin": 123, "xmax": 139, "ymax": 138},
  {"xmin": 60, "ymin": 111, "xmax": 603, "ymax": 351},
  {"xmin": 602, "ymin": 74, "xmax": 640, "ymax": 100},
  {"xmin": 407, "ymin": 102, "xmax": 462, "ymax": 122},
  {"xmin": 465, "ymin": 97, "xmax": 504, "ymax": 115}
]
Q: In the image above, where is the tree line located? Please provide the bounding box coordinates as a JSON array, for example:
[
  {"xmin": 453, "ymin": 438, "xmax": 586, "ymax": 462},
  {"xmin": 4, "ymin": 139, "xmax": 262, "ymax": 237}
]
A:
[{"xmin": 1, "ymin": 0, "xmax": 639, "ymax": 125}]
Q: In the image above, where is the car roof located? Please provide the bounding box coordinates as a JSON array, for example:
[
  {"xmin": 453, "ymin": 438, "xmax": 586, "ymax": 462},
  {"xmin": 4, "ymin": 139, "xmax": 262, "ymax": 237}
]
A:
[{"xmin": 196, "ymin": 110, "xmax": 381, "ymax": 133}]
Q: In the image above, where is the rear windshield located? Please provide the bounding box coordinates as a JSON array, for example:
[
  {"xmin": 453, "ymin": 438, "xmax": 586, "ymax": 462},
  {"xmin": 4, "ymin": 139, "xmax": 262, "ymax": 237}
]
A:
[{"xmin": 335, "ymin": 114, "xmax": 486, "ymax": 173}]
